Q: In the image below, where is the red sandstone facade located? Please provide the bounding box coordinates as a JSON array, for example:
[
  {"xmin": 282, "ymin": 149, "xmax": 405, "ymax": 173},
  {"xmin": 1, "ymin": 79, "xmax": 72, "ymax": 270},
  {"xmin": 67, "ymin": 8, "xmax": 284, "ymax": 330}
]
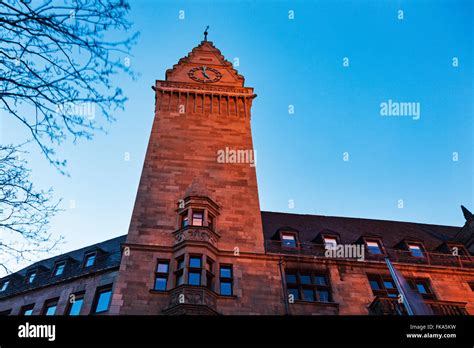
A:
[{"xmin": 1, "ymin": 38, "xmax": 473, "ymax": 316}]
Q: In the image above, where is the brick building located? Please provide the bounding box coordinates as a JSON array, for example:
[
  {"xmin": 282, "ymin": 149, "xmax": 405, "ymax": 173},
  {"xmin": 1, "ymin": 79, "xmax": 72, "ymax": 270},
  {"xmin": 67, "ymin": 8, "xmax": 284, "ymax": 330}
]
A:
[{"xmin": 1, "ymin": 37, "xmax": 473, "ymax": 316}]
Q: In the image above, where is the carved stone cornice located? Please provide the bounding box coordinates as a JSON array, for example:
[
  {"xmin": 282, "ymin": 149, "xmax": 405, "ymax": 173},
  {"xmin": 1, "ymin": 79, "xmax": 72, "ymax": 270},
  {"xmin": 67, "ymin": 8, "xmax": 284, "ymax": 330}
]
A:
[
  {"xmin": 155, "ymin": 80, "xmax": 255, "ymax": 97},
  {"xmin": 173, "ymin": 226, "xmax": 221, "ymax": 247}
]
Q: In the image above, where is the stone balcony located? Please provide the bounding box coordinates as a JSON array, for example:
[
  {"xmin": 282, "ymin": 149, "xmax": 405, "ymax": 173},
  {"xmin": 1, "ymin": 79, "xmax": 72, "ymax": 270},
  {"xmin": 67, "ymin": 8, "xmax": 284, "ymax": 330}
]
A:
[{"xmin": 368, "ymin": 296, "xmax": 468, "ymax": 315}]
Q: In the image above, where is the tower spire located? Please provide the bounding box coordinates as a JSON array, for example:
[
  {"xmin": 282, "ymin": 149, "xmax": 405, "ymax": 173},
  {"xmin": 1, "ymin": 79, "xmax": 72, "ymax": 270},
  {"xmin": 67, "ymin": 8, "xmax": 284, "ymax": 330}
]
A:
[{"xmin": 204, "ymin": 25, "xmax": 209, "ymax": 41}]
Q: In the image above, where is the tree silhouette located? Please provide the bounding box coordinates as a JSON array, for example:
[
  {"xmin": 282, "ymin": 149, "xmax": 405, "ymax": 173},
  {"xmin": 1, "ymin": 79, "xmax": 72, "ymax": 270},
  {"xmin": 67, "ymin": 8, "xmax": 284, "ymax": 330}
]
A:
[{"xmin": 0, "ymin": 0, "xmax": 137, "ymax": 272}]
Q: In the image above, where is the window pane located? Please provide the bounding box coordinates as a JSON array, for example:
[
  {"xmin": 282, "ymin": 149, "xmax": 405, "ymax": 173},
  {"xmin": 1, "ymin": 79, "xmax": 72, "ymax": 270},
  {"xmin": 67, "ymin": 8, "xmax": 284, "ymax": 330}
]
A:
[
  {"xmin": 387, "ymin": 293, "xmax": 398, "ymax": 298},
  {"xmin": 45, "ymin": 305, "xmax": 57, "ymax": 315},
  {"xmin": 68, "ymin": 298, "xmax": 84, "ymax": 315},
  {"xmin": 177, "ymin": 258, "xmax": 185, "ymax": 270},
  {"xmin": 0, "ymin": 281, "xmax": 9, "ymax": 292},
  {"xmin": 176, "ymin": 273, "xmax": 184, "ymax": 286},
  {"xmin": 220, "ymin": 267, "xmax": 232, "ymax": 278},
  {"xmin": 23, "ymin": 309, "xmax": 33, "ymax": 316},
  {"xmin": 189, "ymin": 257, "xmax": 201, "ymax": 268},
  {"xmin": 181, "ymin": 215, "xmax": 189, "ymax": 227},
  {"xmin": 286, "ymin": 273, "xmax": 297, "ymax": 284},
  {"xmin": 383, "ymin": 280, "xmax": 395, "ymax": 289},
  {"xmin": 55, "ymin": 264, "xmax": 65, "ymax": 276},
  {"xmin": 189, "ymin": 272, "xmax": 201, "ymax": 285},
  {"xmin": 192, "ymin": 212, "xmax": 203, "ymax": 226},
  {"xmin": 314, "ymin": 275, "xmax": 327, "ymax": 285},
  {"xmin": 367, "ymin": 241, "xmax": 382, "ymax": 254},
  {"xmin": 300, "ymin": 274, "xmax": 311, "ymax": 284},
  {"xmin": 157, "ymin": 262, "xmax": 169, "ymax": 273},
  {"xmin": 303, "ymin": 289, "xmax": 315, "ymax": 302},
  {"xmin": 95, "ymin": 290, "xmax": 111, "ymax": 313},
  {"xmin": 369, "ymin": 279, "xmax": 380, "ymax": 290},
  {"xmin": 208, "ymin": 215, "xmax": 214, "ymax": 229},
  {"xmin": 416, "ymin": 283, "xmax": 428, "ymax": 294},
  {"xmin": 154, "ymin": 277, "xmax": 167, "ymax": 291},
  {"xmin": 28, "ymin": 272, "xmax": 36, "ymax": 283},
  {"xmin": 282, "ymin": 234, "xmax": 297, "ymax": 247},
  {"xmin": 324, "ymin": 237, "xmax": 337, "ymax": 249},
  {"xmin": 85, "ymin": 254, "xmax": 96, "ymax": 267},
  {"xmin": 408, "ymin": 245, "xmax": 424, "ymax": 257},
  {"xmin": 317, "ymin": 290, "xmax": 330, "ymax": 302},
  {"xmin": 288, "ymin": 287, "xmax": 299, "ymax": 300},
  {"xmin": 220, "ymin": 281, "xmax": 232, "ymax": 296}
]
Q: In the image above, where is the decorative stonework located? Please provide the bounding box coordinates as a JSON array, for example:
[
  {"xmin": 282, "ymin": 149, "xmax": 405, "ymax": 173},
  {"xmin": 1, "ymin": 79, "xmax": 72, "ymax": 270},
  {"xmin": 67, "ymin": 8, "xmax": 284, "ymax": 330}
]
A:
[
  {"xmin": 173, "ymin": 226, "xmax": 220, "ymax": 246},
  {"xmin": 165, "ymin": 285, "xmax": 218, "ymax": 313},
  {"xmin": 157, "ymin": 81, "xmax": 254, "ymax": 95}
]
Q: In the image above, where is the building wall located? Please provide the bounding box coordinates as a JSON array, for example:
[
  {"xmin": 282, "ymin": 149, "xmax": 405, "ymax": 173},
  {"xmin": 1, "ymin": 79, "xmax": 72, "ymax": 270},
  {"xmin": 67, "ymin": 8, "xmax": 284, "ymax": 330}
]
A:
[{"xmin": 0, "ymin": 270, "xmax": 118, "ymax": 315}]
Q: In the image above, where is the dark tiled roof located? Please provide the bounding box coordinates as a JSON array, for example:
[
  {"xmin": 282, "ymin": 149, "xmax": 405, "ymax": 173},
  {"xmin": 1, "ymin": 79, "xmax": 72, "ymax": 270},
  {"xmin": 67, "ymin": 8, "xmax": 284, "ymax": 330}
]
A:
[
  {"xmin": 261, "ymin": 211, "xmax": 461, "ymax": 251},
  {"xmin": 0, "ymin": 235, "xmax": 126, "ymax": 299}
]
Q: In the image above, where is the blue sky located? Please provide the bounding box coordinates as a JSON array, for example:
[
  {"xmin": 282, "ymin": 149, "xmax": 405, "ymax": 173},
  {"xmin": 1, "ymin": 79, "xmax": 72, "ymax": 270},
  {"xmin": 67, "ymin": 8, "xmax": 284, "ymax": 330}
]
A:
[{"xmin": 1, "ymin": 0, "xmax": 473, "ymax": 273}]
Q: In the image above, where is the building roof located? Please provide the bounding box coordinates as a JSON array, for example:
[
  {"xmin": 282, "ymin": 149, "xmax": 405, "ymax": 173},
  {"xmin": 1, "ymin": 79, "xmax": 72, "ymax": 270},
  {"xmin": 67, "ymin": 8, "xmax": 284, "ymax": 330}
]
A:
[
  {"xmin": 0, "ymin": 235, "xmax": 126, "ymax": 299},
  {"xmin": 261, "ymin": 211, "xmax": 461, "ymax": 251},
  {"xmin": 0, "ymin": 211, "xmax": 467, "ymax": 298}
]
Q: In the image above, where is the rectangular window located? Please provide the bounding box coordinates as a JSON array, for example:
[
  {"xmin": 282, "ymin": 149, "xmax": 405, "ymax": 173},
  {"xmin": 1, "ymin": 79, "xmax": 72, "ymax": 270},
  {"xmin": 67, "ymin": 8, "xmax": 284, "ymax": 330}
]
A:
[
  {"xmin": 408, "ymin": 279, "xmax": 435, "ymax": 300},
  {"xmin": 368, "ymin": 274, "xmax": 398, "ymax": 298},
  {"xmin": 53, "ymin": 262, "xmax": 66, "ymax": 276},
  {"xmin": 285, "ymin": 270, "xmax": 332, "ymax": 302},
  {"xmin": 206, "ymin": 258, "xmax": 215, "ymax": 291},
  {"xmin": 192, "ymin": 211, "xmax": 204, "ymax": 226},
  {"xmin": 92, "ymin": 285, "xmax": 112, "ymax": 314},
  {"xmin": 175, "ymin": 256, "xmax": 185, "ymax": 286},
  {"xmin": 219, "ymin": 265, "xmax": 233, "ymax": 296},
  {"xmin": 281, "ymin": 233, "xmax": 297, "ymax": 248},
  {"xmin": 154, "ymin": 260, "xmax": 169, "ymax": 291},
  {"xmin": 207, "ymin": 215, "xmax": 214, "ymax": 230},
  {"xmin": 20, "ymin": 304, "xmax": 35, "ymax": 316},
  {"xmin": 26, "ymin": 270, "xmax": 36, "ymax": 284},
  {"xmin": 323, "ymin": 237, "xmax": 338, "ymax": 249},
  {"xmin": 366, "ymin": 240, "xmax": 383, "ymax": 254},
  {"xmin": 42, "ymin": 298, "xmax": 59, "ymax": 316},
  {"xmin": 84, "ymin": 252, "xmax": 96, "ymax": 268},
  {"xmin": 66, "ymin": 292, "xmax": 85, "ymax": 315},
  {"xmin": 408, "ymin": 243, "xmax": 424, "ymax": 257},
  {"xmin": 188, "ymin": 255, "xmax": 202, "ymax": 286},
  {"xmin": 181, "ymin": 212, "xmax": 189, "ymax": 228},
  {"xmin": 0, "ymin": 280, "xmax": 9, "ymax": 292}
]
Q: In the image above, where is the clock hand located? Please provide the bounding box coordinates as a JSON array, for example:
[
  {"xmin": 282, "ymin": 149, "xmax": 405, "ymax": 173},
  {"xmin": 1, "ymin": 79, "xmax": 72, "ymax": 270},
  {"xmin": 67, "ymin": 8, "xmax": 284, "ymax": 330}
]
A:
[{"xmin": 202, "ymin": 66, "xmax": 210, "ymax": 79}]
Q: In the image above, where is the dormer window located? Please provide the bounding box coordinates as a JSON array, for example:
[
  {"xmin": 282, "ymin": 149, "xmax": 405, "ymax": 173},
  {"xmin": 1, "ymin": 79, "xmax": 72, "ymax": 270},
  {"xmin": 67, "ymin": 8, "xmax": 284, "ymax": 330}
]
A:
[
  {"xmin": 84, "ymin": 252, "xmax": 96, "ymax": 268},
  {"xmin": 366, "ymin": 240, "xmax": 383, "ymax": 254},
  {"xmin": 192, "ymin": 211, "xmax": 204, "ymax": 226},
  {"xmin": 281, "ymin": 233, "xmax": 297, "ymax": 248},
  {"xmin": 26, "ymin": 270, "xmax": 36, "ymax": 284},
  {"xmin": 0, "ymin": 280, "xmax": 9, "ymax": 292},
  {"xmin": 323, "ymin": 237, "xmax": 338, "ymax": 250},
  {"xmin": 53, "ymin": 262, "xmax": 66, "ymax": 276},
  {"xmin": 407, "ymin": 243, "xmax": 425, "ymax": 257}
]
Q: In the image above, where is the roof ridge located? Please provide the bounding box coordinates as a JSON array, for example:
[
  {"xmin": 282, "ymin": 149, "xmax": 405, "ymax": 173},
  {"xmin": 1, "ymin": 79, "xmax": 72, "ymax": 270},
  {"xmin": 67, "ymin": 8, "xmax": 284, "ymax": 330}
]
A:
[{"xmin": 260, "ymin": 210, "xmax": 459, "ymax": 229}]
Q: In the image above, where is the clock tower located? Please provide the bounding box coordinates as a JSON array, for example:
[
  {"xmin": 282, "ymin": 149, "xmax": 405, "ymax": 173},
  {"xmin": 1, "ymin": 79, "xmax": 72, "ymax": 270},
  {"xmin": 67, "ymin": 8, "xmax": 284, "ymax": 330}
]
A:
[{"xmin": 109, "ymin": 35, "xmax": 273, "ymax": 314}]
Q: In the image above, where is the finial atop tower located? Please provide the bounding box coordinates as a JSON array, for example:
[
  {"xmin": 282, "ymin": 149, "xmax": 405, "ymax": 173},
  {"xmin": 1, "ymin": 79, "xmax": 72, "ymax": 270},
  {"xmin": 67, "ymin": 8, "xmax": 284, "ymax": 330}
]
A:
[
  {"xmin": 461, "ymin": 205, "xmax": 474, "ymax": 223},
  {"xmin": 204, "ymin": 25, "xmax": 209, "ymax": 41}
]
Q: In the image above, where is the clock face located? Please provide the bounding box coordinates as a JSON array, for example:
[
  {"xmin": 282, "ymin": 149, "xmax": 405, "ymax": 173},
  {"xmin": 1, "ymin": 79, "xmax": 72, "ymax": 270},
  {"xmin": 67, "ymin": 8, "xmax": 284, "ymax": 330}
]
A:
[{"xmin": 188, "ymin": 66, "xmax": 222, "ymax": 83}]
